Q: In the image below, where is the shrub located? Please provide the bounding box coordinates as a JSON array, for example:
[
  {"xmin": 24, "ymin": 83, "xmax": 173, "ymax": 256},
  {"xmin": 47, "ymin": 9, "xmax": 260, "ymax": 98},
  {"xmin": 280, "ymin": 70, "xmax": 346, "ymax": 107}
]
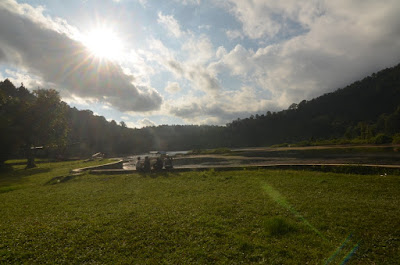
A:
[
  {"xmin": 392, "ymin": 133, "xmax": 400, "ymax": 144},
  {"xmin": 270, "ymin": 143, "xmax": 290, "ymax": 148},
  {"xmin": 293, "ymin": 141, "xmax": 311, "ymax": 147},
  {"xmin": 370, "ymin": 133, "xmax": 392, "ymax": 144}
]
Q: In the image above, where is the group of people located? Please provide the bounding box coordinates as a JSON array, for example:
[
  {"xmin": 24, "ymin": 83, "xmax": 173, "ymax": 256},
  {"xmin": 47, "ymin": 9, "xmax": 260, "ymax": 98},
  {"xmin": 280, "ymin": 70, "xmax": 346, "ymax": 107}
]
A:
[
  {"xmin": 135, "ymin": 155, "xmax": 173, "ymax": 172},
  {"xmin": 135, "ymin": 156, "xmax": 150, "ymax": 172}
]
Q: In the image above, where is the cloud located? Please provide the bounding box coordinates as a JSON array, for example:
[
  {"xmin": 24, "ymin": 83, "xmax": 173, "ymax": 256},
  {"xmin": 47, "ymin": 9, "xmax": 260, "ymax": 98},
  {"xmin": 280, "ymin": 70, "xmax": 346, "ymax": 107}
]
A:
[
  {"xmin": 166, "ymin": 59, "xmax": 220, "ymax": 93},
  {"xmin": 150, "ymin": 12, "xmax": 220, "ymax": 95},
  {"xmin": 0, "ymin": 0, "xmax": 162, "ymax": 112},
  {"xmin": 5, "ymin": 0, "xmax": 398, "ymax": 126},
  {"xmin": 167, "ymin": 86, "xmax": 278, "ymax": 125},
  {"xmin": 198, "ymin": 24, "xmax": 211, "ymax": 30},
  {"xmin": 145, "ymin": 37, "xmax": 220, "ymax": 94},
  {"xmin": 225, "ymin": 29, "xmax": 244, "ymax": 40},
  {"xmin": 124, "ymin": 50, "xmax": 156, "ymax": 87},
  {"xmin": 63, "ymin": 95, "xmax": 96, "ymax": 107},
  {"xmin": 157, "ymin": 12, "xmax": 185, "ymax": 38},
  {"xmin": 139, "ymin": 118, "xmax": 156, "ymax": 127},
  {"xmin": 186, "ymin": 65, "xmax": 220, "ymax": 93},
  {"xmin": 182, "ymin": 35, "xmax": 214, "ymax": 63},
  {"xmin": 218, "ymin": 0, "xmax": 323, "ymax": 39},
  {"xmin": 174, "ymin": 0, "xmax": 201, "ymax": 5},
  {"xmin": 0, "ymin": 48, "xmax": 6, "ymax": 61},
  {"xmin": 3, "ymin": 69, "xmax": 46, "ymax": 90},
  {"xmin": 206, "ymin": 0, "xmax": 400, "ymax": 120},
  {"xmin": 167, "ymin": 60, "xmax": 185, "ymax": 77},
  {"xmin": 210, "ymin": 44, "xmax": 255, "ymax": 77},
  {"xmin": 148, "ymin": 1, "xmax": 400, "ymax": 124},
  {"xmin": 124, "ymin": 117, "xmax": 156, "ymax": 128},
  {"xmin": 165, "ymin": 81, "xmax": 182, "ymax": 93},
  {"xmin": 210, "ymin": 0, "xmax": 400, "ymax": 108}
]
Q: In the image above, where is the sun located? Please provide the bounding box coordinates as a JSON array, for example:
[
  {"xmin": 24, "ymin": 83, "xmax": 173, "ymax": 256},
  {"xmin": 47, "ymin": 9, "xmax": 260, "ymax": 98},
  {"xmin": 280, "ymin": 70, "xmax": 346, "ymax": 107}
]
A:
[{"xmin": 83, "ymin": 27, "xmax": 124, "ymax": 61}]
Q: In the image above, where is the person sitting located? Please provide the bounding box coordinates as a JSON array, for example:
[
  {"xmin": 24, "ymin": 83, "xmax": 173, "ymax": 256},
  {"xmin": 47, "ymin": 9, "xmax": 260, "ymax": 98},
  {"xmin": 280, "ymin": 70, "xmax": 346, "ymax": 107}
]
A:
[
  {"xmin": 153, "ymin": 157, "xmax": 163, "ymax": 171},
  {"xmin": 144, "ymin": 156, "xmax": 151, "ymax": 172},
  {"xmin": 164, "ymin": 156, "xmax": 173, "ymax": 169},
  {"xmin": 135, "ymin": 157, "xmax": 143, "ymax": 171}
]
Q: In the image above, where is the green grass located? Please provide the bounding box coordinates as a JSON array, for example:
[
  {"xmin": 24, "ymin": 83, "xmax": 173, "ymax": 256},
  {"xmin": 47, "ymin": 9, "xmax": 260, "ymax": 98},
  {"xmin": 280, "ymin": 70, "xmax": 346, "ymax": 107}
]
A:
[
  {"xmin": 263, "ymin": 217, "xmax": 298, "ymax": 237},
  {"xmin": 1, "ymin": 162, "xmax": 399, "ymax": 264},
  {"xmin": 0, "ymin": 159, "xmax": 113, "ymax": 193}
]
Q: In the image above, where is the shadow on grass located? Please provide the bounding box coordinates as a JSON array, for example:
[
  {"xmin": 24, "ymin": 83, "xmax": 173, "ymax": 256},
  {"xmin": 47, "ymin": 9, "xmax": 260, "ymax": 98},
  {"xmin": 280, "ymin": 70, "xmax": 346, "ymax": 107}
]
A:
[
  {"xmin": 45, "ymin": 175, "xmax": 77, "ymax": 185},
  {"xmin": 0, "ymin": 167, "xmax": 51, "ymax": 183},
  {"xmin": 0, "ymin": 164, "xmax": 14, "ymax": 172},
  {"xmin": 0, "ymin": 167, "xmax": 52, "ymax": 193},
  {"xmin": 137, "ymin": 171, "xmax": 174, "ymax": 178},
  {"xmin": 5, "ymin": 159, "xmax": 54, "ymax": 166},
  {"xmin": 0, "ymin": 185, "xmax": 21, "ymax": 194}
]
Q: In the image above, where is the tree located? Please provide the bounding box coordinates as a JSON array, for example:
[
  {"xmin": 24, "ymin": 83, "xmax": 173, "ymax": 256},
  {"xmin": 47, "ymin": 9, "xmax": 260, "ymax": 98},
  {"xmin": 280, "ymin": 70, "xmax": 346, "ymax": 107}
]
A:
[
  {"xmin": 288, "ymin": 103, "xmax": 298, "ymax": 110},
  {"xmin": 23, "ymin": 89, "xmax": 69, "ymax": 168},
  {"xmin": 385, "ymin": 106, "xmax": 400, "ymax": 135},
  {"xmin": 0, "ymin": 81, "xmax": 31, "ymax": 167}
]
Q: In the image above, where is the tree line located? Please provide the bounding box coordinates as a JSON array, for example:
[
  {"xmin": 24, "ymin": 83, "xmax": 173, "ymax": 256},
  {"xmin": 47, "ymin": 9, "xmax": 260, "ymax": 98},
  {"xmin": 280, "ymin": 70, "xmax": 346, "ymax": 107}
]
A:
[
  {"xmin": 225, "ymin": 63, "xmax": 400, "ymax": 146},
  {"xmin": 1, "ymin": 62, "xmax": 400, "ymax": 168},
  {"xmin": 0, "ymin": 79, "xmax": 227, "ymax": 167},
  {"xmin": 0, "ymin": 80, "xmax": 68, "ymax": 167}
]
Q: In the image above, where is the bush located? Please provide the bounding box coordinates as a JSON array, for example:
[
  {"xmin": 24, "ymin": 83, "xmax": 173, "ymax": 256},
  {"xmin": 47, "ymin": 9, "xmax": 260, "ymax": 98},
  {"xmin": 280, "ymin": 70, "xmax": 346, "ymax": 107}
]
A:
[
  {"xmin": 370, "ymin": 133, "xmax": 392, "ymax": 144},
  {"xmin": 293, "ymin": 141, "xmax": 311, "ymax": 147},
  {"xmin": 270, "ymin": 143, "xmax": 290, "ymax": 148},
  {"xmin": 392, "ymin": 133, "xmax": 400, "ymax": 144}
]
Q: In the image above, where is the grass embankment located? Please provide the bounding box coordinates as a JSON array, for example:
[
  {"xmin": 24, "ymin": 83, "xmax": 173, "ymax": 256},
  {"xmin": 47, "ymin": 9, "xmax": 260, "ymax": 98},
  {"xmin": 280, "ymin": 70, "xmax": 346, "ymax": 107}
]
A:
[
  {"xmin": 1, "ymin": 161, "xmax": 399, "ymax": 264},
  {"xmin": 189, "ymin": 148, "xmax": 232, "ymax": 155}
]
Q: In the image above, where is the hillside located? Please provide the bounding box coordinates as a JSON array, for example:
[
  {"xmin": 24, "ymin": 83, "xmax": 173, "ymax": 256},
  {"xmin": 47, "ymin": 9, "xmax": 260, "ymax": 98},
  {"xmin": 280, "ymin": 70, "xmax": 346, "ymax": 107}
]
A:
[{"xmin": 226, "ymin": 63, "xmax": 400, "ymax": 146}]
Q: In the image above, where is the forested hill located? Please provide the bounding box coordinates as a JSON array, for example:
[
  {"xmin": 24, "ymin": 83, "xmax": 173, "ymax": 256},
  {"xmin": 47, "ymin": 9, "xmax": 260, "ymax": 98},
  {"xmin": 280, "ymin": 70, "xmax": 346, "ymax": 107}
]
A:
[
  {"xmin": 1, "ymin": 63, "xmax": 400, "ymax": 165},
  {"xmin": 0, "ymin": 79, "xmax": 226, "ymax": 163},
  {"xmin": 226, "ymin": 63, "xmax": 400, "ymax": 146}
]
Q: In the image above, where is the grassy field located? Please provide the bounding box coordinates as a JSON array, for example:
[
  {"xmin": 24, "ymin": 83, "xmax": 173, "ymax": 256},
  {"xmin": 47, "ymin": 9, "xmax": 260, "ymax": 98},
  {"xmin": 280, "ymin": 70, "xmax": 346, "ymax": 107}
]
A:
[{"xmin": 0, "ymin": 161, "xmax": 399, "ymax": 264}]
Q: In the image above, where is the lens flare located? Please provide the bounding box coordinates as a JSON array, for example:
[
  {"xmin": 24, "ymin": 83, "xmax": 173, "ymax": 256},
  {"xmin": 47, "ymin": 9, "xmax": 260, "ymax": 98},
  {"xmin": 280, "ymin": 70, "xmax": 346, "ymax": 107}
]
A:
[{"xmin": 262, "ymin": 182, "xmax": 360, "ymax": 264}]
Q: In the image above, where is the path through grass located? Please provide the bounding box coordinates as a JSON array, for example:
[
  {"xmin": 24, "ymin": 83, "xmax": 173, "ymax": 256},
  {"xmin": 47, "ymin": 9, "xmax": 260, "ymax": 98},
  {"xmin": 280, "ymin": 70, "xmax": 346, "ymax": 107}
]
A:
[{"xmin": 1, "ymin": 162, "xmax": 399, "ymax": 264}]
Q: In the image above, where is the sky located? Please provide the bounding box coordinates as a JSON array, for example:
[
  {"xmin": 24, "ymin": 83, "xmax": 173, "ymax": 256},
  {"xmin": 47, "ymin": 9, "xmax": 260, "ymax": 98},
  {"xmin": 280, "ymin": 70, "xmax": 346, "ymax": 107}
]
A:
[{"xmin": 1, "ymin": 0, "xmax": 400, "ymax": 128}]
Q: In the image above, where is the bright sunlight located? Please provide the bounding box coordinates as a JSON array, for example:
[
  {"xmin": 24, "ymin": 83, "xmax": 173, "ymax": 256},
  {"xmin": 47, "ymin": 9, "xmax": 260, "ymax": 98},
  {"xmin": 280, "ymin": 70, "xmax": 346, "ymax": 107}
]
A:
[{"xmin": 83, "ymin": 27, "xmax": 124, "ymax": 61}]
